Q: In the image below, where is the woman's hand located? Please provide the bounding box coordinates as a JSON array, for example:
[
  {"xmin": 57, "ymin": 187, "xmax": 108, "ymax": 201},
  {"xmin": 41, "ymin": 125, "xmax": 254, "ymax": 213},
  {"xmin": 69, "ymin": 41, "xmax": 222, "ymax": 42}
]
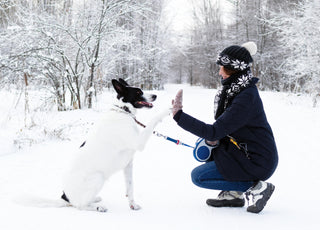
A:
[
  {"xmin": 172, "ymin": 89, "xmax": 183, "ymax": 116},
  {"xmin": 205, "ymin": 140, "xmax": 219, "ymax": 146}
]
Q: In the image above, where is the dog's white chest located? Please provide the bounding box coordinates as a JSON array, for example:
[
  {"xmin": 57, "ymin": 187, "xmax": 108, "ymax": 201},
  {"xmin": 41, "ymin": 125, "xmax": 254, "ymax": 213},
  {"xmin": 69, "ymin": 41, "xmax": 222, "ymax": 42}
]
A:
[{"xmin": 70, "ymin": 112, "xmax": 139, "ymax": 176}]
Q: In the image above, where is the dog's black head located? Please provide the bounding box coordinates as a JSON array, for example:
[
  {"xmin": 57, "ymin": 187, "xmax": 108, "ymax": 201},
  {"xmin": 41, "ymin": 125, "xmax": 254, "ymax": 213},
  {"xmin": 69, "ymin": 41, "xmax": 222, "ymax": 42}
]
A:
[{"xmin": 112, "ymin": 78, "xmax": 157, "ymax": 109}]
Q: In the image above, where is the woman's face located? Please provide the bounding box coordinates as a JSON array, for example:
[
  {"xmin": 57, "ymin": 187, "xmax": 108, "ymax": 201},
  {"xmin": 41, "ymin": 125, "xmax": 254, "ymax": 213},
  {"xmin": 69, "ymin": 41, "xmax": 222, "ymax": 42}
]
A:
[{"xmin": 219, "ymin": 66, "xmax": 230, "ymax": 80}]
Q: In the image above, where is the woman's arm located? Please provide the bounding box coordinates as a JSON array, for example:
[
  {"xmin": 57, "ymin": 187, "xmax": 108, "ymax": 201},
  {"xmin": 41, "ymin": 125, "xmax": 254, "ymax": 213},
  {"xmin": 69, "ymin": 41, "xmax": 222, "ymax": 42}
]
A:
[{"xmin": 173, "ymin": 89, "xmax": 255, "ymax": 141}]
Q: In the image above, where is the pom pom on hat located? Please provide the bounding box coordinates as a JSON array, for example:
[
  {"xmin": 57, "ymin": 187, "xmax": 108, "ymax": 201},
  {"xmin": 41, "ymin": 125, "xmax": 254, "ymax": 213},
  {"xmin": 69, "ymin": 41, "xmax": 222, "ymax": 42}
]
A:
[{"xmin": 241, "ymin": 41, "xmax": 257, "ymax": 56}]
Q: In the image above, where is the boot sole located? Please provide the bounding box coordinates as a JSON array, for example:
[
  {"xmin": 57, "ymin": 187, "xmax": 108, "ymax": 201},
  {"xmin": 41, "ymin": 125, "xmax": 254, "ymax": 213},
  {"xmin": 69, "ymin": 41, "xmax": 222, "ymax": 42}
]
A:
[{"xmin": 206, "ymin": 198, "xmax": 245, "ymax": 208}]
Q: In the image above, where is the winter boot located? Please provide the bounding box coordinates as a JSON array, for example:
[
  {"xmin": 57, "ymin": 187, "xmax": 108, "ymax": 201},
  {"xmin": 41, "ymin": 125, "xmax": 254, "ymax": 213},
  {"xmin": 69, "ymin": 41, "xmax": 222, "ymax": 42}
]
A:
[
  {"xmin": 245, "ymin": 181, "xmax": 275, "ymax": 213},
  {"xmin": 206, "ymin": 191, "xmax": 245, "ymax": 207}
]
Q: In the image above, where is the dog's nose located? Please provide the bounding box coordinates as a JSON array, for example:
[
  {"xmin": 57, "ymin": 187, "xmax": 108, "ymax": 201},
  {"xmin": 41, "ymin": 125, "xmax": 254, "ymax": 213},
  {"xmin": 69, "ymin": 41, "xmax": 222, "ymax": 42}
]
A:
[{"xmin": 152, "ymin": 95, "xmax": 157, "ymax": 101}]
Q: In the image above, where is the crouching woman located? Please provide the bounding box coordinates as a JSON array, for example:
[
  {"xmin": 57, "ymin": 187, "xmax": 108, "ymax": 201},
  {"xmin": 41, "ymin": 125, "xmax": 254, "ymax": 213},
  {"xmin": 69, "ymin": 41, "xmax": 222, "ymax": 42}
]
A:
[{"xmin": 171, "ymin": 42, "xmax": 278, "ymax": 213}]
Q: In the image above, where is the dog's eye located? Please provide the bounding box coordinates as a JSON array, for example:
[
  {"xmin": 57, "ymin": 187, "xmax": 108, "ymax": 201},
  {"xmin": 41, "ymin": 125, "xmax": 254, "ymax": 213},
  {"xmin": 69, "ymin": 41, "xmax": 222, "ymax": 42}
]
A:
[{"xmin": 137, "ymin": 91, "xmax": 142, "ymax": 96}]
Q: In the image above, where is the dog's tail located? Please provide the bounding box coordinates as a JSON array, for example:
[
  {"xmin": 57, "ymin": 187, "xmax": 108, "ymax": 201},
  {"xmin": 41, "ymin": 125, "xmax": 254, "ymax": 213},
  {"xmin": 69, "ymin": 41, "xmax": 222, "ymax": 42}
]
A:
[{"xmin": 13, "ymin": 193, "xmax": 69, "ymax": 208}]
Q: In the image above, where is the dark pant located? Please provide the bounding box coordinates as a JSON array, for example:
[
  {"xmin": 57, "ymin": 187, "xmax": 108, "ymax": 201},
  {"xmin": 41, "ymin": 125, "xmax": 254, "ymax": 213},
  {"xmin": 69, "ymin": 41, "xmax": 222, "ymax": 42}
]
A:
[{"xmin": 191, "ymin": 161, "xmax": 254, "ymax": 192}]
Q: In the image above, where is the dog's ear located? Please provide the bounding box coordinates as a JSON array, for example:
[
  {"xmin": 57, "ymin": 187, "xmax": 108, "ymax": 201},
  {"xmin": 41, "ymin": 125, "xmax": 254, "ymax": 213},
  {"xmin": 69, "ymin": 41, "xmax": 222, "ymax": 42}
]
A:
[
  {"xmin": 112, "ymin": 79, "xmax": 127, "ymax": 97},
  {"xmin": 119, "ymin": 78, "xmax": 129, "ymax": 86}
]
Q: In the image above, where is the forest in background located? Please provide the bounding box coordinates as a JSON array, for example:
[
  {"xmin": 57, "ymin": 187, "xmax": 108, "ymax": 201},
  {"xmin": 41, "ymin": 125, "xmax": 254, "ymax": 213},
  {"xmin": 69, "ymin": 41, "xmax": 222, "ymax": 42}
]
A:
[{"xmin": 1, "ymin": 0, "xmax": 319, "ymax": 111}]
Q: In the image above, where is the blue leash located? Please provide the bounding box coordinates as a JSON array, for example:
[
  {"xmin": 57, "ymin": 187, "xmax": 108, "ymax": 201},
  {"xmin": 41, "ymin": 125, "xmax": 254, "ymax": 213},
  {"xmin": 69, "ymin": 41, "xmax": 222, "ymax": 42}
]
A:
[
  {"xmin": 134, "ymin": 116, "xmax": 194, "ymax": 149},
  {"xmin": 153, "ymin": 131, "xmax": 194, "ymax": 148}
]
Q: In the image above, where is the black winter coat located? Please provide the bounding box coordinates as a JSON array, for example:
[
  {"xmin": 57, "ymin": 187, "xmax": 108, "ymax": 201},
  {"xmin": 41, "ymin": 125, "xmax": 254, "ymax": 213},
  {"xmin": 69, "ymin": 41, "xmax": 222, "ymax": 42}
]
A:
[{"xmin": 174, "ymin": 79, "xmax": 278, "ymax": 181}]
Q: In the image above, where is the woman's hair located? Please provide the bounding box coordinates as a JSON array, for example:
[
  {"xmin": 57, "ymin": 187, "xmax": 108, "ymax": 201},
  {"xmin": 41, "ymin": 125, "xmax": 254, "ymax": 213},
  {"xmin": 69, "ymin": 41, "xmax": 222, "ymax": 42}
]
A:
[{"xmin": 222, "ymin": 66, "xmax": 240, "ymax": 76}]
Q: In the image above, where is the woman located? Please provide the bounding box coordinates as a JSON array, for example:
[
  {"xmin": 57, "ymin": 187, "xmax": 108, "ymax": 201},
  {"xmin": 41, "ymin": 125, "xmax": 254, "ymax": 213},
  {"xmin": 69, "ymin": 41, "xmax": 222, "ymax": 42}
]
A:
[{"xmin": 172, "ymin": 42, "xmax": 278, "ymax": 213}]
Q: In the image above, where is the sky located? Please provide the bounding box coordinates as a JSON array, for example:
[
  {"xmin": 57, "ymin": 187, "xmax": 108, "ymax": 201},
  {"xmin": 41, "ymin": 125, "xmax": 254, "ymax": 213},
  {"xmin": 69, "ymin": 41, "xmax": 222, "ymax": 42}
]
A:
[
  {"xmin": 71, "ymin": 0, "xmax": 233, "ymax": 34},
  {"xmin": 163, "ymin": 0, "xmax": 235, "ymax": 34},
  {"xmin": 163, "ymin": 0, "xmax": 195, "ymax": 33}
]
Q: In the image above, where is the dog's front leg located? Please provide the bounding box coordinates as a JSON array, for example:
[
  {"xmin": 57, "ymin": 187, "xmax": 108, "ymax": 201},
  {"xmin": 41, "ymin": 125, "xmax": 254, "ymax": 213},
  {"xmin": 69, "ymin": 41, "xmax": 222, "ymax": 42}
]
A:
[
  {"xmin": 124, "ymin": 160, "xmax": 141, "ymax": 210},
  {"xmin": 136, "ymin": 108, "xmax": 171, "ymax": 151}
]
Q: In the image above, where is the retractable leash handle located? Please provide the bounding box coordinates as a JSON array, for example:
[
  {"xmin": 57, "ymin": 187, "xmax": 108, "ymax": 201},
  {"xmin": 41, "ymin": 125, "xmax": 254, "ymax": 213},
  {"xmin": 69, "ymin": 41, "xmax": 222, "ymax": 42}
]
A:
[
  {"xmin": 153, "ymin": 129, "xmax": 216, "ymax": 162},
  {"xmin": 193, "ymin": 138, "xmax": 219, "ymax": 162}
]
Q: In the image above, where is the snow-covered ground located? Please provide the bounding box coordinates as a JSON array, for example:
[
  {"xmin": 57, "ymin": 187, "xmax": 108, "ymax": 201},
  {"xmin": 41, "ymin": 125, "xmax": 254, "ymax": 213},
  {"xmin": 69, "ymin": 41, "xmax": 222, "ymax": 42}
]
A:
[{"xmin": 0, "ymin": 84, "xmax": 319, "ymax": 230}]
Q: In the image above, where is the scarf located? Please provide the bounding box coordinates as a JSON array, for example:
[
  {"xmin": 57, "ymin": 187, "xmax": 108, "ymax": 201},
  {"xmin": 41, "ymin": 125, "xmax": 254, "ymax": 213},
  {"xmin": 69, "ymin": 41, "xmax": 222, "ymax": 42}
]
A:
[{"xmin": 214, "ymin": 69, "xmax": 254, "ymax": 120}]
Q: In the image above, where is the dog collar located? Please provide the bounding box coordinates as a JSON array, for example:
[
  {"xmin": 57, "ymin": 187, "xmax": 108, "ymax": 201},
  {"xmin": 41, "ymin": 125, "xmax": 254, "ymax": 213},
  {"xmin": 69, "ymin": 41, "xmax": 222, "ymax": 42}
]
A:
[
  {"xmin": 112, "ymin": 104, "xmax": 147, "ymax": 129},
  {"xmin": 112, "ymin": 105, "xmax": 133, "ymax": 115},
  {"xmin": 117, "ymin": 105, "xmax": 131, "ymax": 113}
]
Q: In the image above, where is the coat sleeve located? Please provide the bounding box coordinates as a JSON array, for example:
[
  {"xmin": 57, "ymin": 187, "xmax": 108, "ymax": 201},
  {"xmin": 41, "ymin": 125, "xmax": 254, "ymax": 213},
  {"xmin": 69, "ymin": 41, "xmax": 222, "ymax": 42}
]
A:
[{"xmin": 174, "ymin": 89, "xmax": 255, "ymax": 141}]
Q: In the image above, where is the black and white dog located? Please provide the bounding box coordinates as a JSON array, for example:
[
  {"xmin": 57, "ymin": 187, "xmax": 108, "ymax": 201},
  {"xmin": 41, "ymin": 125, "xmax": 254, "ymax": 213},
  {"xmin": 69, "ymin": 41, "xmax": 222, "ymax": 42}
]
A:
[{"xmin": 61, "ymin": 78, "xmax": 169, "ymax": 212}]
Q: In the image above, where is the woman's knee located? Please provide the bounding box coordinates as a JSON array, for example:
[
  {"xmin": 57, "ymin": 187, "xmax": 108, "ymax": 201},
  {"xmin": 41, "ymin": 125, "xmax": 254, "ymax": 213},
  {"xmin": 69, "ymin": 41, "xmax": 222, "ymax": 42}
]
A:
[
  {"xmin": 190, "ymin": 162, "xmax": 223, "ymax": 188},
  {"xmin": 191, "ymin": 164, "xmax": 211, "ymax": 187},
  {"xmin": 191, "ymin": 167, "xmax": 201, "ymax": 186}
]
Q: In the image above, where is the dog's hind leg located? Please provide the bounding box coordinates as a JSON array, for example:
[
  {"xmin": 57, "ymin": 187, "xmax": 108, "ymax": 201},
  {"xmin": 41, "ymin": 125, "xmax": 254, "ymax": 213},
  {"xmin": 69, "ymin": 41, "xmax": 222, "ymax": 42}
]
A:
[
  {"xmin": 92, "ymin": 197, "xmax": 102, "ymax": 203},
  {"xmin": 124, "ymin": 160, "xmax": 141, "ymax": 210},
  {"xmin": 61, "ymin": 192, "xmax": 106, "ymax": 212},
  {"xmin": 68, "ymin": 172, "xmax": 107, "ymax": 212}
]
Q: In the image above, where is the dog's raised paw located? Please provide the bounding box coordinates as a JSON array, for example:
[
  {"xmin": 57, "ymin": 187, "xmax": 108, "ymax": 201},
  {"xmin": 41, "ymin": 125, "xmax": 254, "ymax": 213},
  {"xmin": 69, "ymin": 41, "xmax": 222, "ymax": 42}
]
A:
[
  {"xmin": 161, "ymin": 107, "xmax": 172, "ymax": 117},
  {"xmin": 154, "ymin": 107, "xmax": 171, "ymax": 122}
]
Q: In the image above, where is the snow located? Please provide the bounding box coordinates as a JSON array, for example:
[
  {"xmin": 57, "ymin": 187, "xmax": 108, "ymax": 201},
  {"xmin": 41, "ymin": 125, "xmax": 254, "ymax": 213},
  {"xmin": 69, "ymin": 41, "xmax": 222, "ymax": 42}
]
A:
[{"xmin": 0, "ymin": 84, "xmax": 319, "ymax": 229}]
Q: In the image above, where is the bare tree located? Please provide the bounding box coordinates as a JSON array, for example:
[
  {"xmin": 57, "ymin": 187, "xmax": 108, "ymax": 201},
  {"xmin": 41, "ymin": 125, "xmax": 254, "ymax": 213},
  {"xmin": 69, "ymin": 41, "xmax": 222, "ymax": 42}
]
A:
[
  {"xmin": 114, "ymin": 0, "xmax": 170, "ymax": 90},
  {"xmin": 266, "ymin": 0, "xmax": 320, "ymax": 100},
  {"xmin": 0, "ymin": 0, "xmax": 19, "ymax": 28},
  {"xmin": 185, "ymin": 0, "xmax": 224, "ymax": 87},
  {"xmin": 1, "ymin": 0, "xmax": 170, "ymax": 110}
]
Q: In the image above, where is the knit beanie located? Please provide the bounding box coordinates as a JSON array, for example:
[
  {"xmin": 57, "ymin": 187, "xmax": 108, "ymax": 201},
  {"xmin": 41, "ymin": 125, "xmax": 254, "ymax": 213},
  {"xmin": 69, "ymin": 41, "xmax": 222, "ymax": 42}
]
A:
[{"xmin": 216, "ymin": 41, "xmax": 257, "ymax": 71}]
